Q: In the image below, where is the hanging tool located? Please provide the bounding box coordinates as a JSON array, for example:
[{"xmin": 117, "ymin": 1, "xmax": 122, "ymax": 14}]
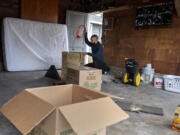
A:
[{"xmin": 72, "ymin": 24, "xmax": 86, "ymax": 50}]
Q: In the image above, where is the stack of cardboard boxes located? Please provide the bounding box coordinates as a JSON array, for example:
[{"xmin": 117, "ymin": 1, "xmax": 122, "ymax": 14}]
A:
[
  {"xmin": 62, "ymin": 52, "xmax": 102, "ymax": 91},
  {"xmin": 61, "ymin": 52, "xmax": 86, "ymax": 78}
]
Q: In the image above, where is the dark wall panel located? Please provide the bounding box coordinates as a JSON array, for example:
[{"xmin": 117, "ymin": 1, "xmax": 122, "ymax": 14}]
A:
[
  {"xmin": 58, "ymin": 0, "xmax": 84, "ymax": 24},
  {"xmin": 103, "ymin": 9, "xmax": 180, "ymax": 75},
  {"xmin": 21, "ymin": 0, "xmax": 58, "ymax": 23},
  {"xmin": 0, "ymin": 0, "xmax": 20, "ymax": 70}
]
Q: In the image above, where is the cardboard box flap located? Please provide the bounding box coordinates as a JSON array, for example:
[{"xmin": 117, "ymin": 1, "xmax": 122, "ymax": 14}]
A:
[
  {"xmin": 68, "ymin": 66, "xmax": 99, "ymax": 71},
  {"xmin": 0, "ymin": 90, "xmax": 55, "ymax": 135},
  {"xmin": 59, "ymin": 97, "xmax": 129, "ymax": 135}
]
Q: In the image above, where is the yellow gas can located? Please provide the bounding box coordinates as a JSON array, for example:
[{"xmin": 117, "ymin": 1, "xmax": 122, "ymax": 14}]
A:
[{"xmin": 172, "ymin": 105, "xmax": 180, "ymax": 132}]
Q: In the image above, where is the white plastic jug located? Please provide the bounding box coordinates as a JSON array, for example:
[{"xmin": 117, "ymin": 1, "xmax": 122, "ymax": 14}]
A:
[{"xmin": 141, "ymin": 64, "xmax": 155, "ymax": 84}]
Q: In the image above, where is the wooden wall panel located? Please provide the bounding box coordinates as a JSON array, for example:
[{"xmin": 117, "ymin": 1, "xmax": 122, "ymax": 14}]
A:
[
  {"xmin": 115, "ymin": 0, "xmax": 172, "ymax": 6},
  {"xmin": 0, "ymin": 0, "xmax": 20, "ymax": 70},
  {"xmin": 175, "ymin": 0, "xmax": 180, "ymax": 17},
  {"xmin": 103, "ymin": 9, "xmax": 180, "ymax": 75},
  {"xmin": 58, "ymin": 0, "xmax": 84, "ymax": 24},
  {"xmin": 21, "ymin": 0, "xmax": 58, "ymax": 23}
]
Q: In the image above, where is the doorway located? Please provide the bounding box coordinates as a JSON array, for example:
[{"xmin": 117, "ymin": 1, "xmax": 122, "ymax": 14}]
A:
[
  {"xmin": 86, "ymin": 13, "xmax": 103, "ymax": 54},
  {"xmin": 66, "ymin": 11, "xmax": 103, "ymax": 63}
]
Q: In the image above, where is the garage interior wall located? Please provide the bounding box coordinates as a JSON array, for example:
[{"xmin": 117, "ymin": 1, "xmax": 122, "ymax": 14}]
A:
[
  {"xmin": 59, "ymin": 0, "xmax": 84, "ymax": 24},
  {"xmin": 0, "ymin": 0, "xmax": 84, "ymax": 70},
  {"xmin": 21, "ymin": 0, "xmax": 58, "ymax": 23},
  {"xmin": 103, "ymin": 8, "xmax": 180, "ymax": 75},
  {"xmin": 0, "ymin": 0, "xmax": 179, "ymax": 75},
  {"xmin": 0, "ymin": 0, "xmax": 20, "ymax": 71}
]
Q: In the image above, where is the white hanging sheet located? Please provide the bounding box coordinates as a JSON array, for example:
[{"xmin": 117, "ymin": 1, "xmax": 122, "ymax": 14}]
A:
[{"xmin": 3, "ymin": 18, "xmax": 69, "ymax": 71}]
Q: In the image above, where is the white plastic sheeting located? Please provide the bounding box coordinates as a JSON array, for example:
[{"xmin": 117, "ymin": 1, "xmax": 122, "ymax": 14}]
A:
[{"xmin": 3, "ymin": 18, "xmax": 69, "ymax": 71}]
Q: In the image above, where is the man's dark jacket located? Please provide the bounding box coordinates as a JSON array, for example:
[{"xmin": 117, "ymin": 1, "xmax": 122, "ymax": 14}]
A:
[{"xmin": 85, "ymin": 33, "xmax": 104, "ymax": 63}]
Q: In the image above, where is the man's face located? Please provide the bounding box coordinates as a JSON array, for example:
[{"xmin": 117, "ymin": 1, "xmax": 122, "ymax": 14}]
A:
[{"xmin": 91, "ymin": 37, "xmax": 98, "ymax": 44}]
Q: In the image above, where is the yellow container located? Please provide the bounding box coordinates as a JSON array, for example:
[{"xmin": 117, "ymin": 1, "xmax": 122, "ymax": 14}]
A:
[{"xmin": 172, "ymin": 105, "xmax": 180, "ymax": 132}]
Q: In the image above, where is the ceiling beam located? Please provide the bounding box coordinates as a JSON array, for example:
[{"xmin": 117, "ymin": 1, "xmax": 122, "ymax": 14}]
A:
[{"xmin": 103, "ymin": 5, "xmax": 132, "ymax": 13}]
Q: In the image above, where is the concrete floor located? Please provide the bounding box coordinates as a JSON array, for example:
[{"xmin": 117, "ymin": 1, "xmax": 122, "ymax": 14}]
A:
[{"xmin": 0, "ymin": 71, "xmax": 180, "ymax": 135}]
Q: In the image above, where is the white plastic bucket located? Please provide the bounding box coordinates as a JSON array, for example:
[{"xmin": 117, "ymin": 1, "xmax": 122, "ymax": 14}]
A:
[{"xmin": 154, "ymin": 77, "xmax": 163, "ymax": 88}]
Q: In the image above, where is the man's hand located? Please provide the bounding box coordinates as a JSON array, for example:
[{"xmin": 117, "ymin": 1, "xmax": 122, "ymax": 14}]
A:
[
  {"xmin": 84, "ymin": 27, "xmax": 87, "ymax": 34},
  {"xmin": 86, "ymin": 53, "xmax": 92, "ymax": 56}
]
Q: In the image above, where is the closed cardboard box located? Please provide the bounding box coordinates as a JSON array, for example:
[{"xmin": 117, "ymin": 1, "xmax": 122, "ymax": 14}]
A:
[
  {"xmin": 66, "ymin": 66, "xmax": 102, "ymax": 91},
  {"xmin": 62, "ymin": 52, "xmax": 86, "ymax": 78},
  {"xmin": 0, "ymin": 85, "xmax": 129, "ymax": 135}
]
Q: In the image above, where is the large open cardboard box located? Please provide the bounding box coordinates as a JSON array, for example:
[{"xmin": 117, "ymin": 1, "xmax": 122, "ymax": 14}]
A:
[
  {"xmin": 0, "ymin": 85, "xmax": 129, "ymax": 135},
  {"xmin": 66, "ymin": 66, "xmax": 102, "ymax": 91}
]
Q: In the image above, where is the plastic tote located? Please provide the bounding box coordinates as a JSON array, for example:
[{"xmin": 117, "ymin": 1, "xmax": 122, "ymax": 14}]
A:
[{"xmin": 163, "ymin": 75, "xmax": 180, "ymax": 93}]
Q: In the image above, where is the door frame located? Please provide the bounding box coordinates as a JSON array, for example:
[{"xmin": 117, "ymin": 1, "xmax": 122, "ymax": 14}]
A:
[{"xmin": 66, "ymin": 10, "xmax": 88, "ymax": 52}]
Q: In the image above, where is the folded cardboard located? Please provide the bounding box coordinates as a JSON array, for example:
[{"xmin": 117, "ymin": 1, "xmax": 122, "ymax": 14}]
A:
[
  {"xmin": 0, "ymin": 84, "xmax": 129, "ymax": 135},
  {"xmin": 62, "ymin": 52, "xmax": 86, "ymax": 78},
  {"xmin": 66, "ymin": 66, "xmax": 102, "ymax": 91}
]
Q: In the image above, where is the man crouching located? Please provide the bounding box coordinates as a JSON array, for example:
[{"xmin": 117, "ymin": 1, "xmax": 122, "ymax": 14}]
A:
[{"xmin": 84, "ymin": 28, "xmax": 110, "ymax": 74}]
